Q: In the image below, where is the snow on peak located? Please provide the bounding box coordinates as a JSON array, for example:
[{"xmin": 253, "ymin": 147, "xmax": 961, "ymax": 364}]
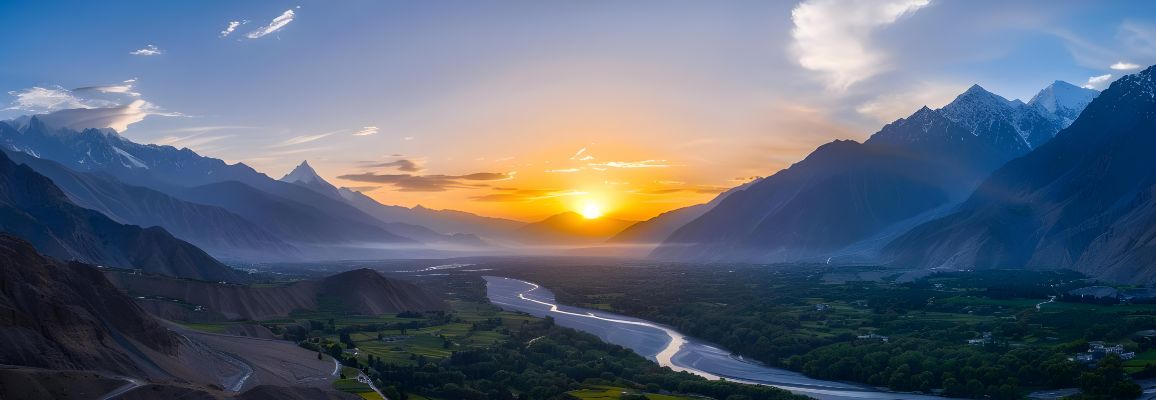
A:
[
  {"xmin": 280, "ymin": 160, "xmax": 323, "ymax": 184},
  {"xmin": 1027, "ymin": 80, "xmax": 1098, "ymax": 124}
]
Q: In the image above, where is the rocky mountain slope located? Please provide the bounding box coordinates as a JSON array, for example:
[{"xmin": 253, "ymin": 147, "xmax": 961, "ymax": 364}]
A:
[
  {"xmin": 652, "ymin": 82, "xmax": 1097, "ymax": 263},
  {"xmin": 883, "ymin": 66, "xmax": 1156, "ymax": 284},
  {"xmin": 108, "ymin": 268, "xmax": 446, "ymax": 320},
  {"xmin": 5, "ymin": 150, "xmax": 299, "ymax": 261},
  {"xmin": 0, "ymin": 151, "xmax": 241, "ymax": 281},
  {"xmin": 0, "ymin": 234, "xmax": 178, "ymax": 374},
  {"xmin": 0, "ymin": 119, "xmax": 420, "ymax": 260}
]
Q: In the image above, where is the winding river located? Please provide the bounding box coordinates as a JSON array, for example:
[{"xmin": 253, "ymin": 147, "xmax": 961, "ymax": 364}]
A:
[{"xmin": 484, "ymin": 276, "xmax": 946, "ymax": 400}]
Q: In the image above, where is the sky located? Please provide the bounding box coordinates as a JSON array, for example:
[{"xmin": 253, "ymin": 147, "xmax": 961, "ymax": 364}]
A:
[{"xmin": 2, "ymin": 0, "xmax": 1155, "ymax": 221}]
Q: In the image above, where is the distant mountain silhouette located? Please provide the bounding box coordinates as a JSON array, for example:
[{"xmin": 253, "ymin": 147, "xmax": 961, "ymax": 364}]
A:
[
  {"xmin": 515, "ymin": 212, "xmax": 636, "ymax": 244},
  {"xmin": 884, "ymin": 66, "xmax": 1156, "ymax": 284},
  {"xmin": 5, "ymin": 150, "xmax": 299, "ymax": 261},
  {"xmin": 610, "ymin": 178, "xmax": 761, "ymax": 244},
  {"xmin": 279, "ymin": 162, "xmax": 494, "ymax": 247},
  {"xmin": 0, "ymin": 121, "xmax": 427, "ymax": 259},
  {"xmin": 0, "ymin": 151, "xmax": 241, "ymax": 281},
  {"xmin": 653, "ymin": 82, "xmax": 1097, "ymax": 263},
  {"xmin": 338, "ymin": 187, "xmax": 526, "ymax": 239},
  {"xmin": 279, "ymin": 160, "xmax": 345, "ymax": 201}
]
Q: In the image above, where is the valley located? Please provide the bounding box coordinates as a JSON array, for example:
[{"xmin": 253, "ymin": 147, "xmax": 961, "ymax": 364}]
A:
[{"xmin": 5, "ymin": 4, "xmax": 1156, "ymax": 399}]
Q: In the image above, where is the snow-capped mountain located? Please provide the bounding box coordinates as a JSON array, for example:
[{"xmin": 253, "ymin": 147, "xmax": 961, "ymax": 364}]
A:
[
  {"xmin": 653, "ymin": 80, "xmax": 1099, "ymax": 263},
  {"xmin": 1028, "ymin": 80, "xmax": 1100, "ymax": 126},
  {"xmin": 279, "ymin": 160, "xmax": 343, "ymax": 201},
  {"xmin": 937, "ymin": 84, "xmax": 1070, "ymax": 151},
  {"xmin": 884, "ymin": 65, "xmax": 1156, "ymax": 284}
]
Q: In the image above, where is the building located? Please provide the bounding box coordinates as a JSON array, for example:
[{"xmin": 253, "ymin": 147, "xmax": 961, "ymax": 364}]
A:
[
  {"xmin": 967, "ymin": 332, "xmax": 993, "ymax": 346},
  {"xmin": 1074, "ymin": 341, "xmax": 1136, "ymax": 363},
  {"xmin": 857, "ymin": 333, "xmax": 889, "ymax": 342}
]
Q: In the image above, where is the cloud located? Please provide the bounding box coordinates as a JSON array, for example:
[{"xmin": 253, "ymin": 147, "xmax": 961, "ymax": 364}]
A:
[
  {"xmin": 155, "ymin": 130, "xmax": 234, "ymax": 149},
  {"xmin": 352, "ymin": 126, "xmax": 378, "ymax": 136},
  {"xmin": 220, "ymin": 20, "xmax": 247, "ymax": 38},
  {"xmin": 35, "ymin": 100, "xmax": 181, "ymax": 132},
  {"xmin": 1083, "ymin": 74, "xmax": 1113, "ymax": 89},
  {"xmin": 469, "ymin": 188, "xmax": 586, "ymax": 202},
  {"xmin": 790, "ymin": 0, "xmax": 930, "ymax": 91},
  {"xmin": 633, "ymin": 186, "xmax": 728, "ymax": 195},
  {"xmin": 338, "ymin": 171, "xmax": 514, "ymax": 192},
  {"xmin": 545, "ymin": 168, "xmax": 581, "ymax": 173},
  {"xmin": 587, "ymin": 160, "xmax": 674, "ymax": 168},
  {"xmin": 275, "ymin": 129, "xmax": 341, "ymax": 147},
  {"xmin": 246, "ymin": 8, "xmax": 297, "ymax": 39},
  {"xmin": 129, "ymin": 44, "xmax": 163, "ymax": 56},
  {"xmin": 363, "ymin": 159, "xmax": 423, "ymax": 172},
  {"xmin": 6, "ymin": 86, "xmax": 89, "ymax": 111},
  {"xmin": 856, "ymin": 82, "xmax": 966, "ymax": 123},
  {"xmin": 1110, "ymin": 61, "xmax": 1141, "ymax": 70},
  {"xmin": 5, "ymin": 79, "xmax": 178, "ymax": 131}
]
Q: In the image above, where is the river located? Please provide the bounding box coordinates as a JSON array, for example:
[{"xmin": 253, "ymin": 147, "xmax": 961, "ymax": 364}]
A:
[{"xmin": 484, "ymin": 276, "xmax": 948, "ymax": 400}]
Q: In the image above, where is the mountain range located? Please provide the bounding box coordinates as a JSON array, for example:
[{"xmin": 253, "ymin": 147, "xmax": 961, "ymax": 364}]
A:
[
  {"xmin": 883, "ymin": 66, "xmax": 1156, "ymax": 284},
  {"xmin": 0, "ymin": 150, "xmax": 241, "ymax": 281},
  {"xmin": 652, "ymin": 80, "xmax": 1099, "ymax": 263},
  {"xmin": 0, "ymin": 119, "xmax": 544, "ymax": 260}
]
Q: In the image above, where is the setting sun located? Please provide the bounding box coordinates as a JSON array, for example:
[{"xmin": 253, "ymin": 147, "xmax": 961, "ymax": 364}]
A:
[{"xmin": 578, "ymin": 202, "xmax": 605, "ymax": 219}]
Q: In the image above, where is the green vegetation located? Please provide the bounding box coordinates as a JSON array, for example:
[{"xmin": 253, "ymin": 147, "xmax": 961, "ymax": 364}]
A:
[
  {"xmin": 490, "ymin": 262, "xmax": 1149, "ymax": 399},
  {"xmin": 256, "ymin": 272, "xmax": 803, "ymax": 400}
]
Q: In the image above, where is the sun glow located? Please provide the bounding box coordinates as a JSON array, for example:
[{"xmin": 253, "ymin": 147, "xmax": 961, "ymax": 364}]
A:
[{"xmin": 578, "ymin": 202, "xmax": 604, "ymax": 219}]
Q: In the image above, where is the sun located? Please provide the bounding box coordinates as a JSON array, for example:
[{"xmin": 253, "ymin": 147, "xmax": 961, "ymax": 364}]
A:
[{"xmin": 578, "ymin": 202, "xmax": 604, "ymax": 219}]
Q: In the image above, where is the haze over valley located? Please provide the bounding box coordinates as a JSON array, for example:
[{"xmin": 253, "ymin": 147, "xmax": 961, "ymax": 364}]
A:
[{"xmin": 5, "ymin": 1, "xmax": 1156, "ymax": 400}]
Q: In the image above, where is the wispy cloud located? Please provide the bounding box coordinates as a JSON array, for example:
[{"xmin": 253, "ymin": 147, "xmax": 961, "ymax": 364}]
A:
[
  {"xmin": 129, "ymin": 44, "xmax": 163, "ymax": 56},
  {"xmin": 362, "ymin": 159, "xmax": 423, "ymax": 172},
  {"xmin": 220, "ymin": 20, "xmax": 247, "ymax": 38},
  {"xmin": 1110, "ymin": 61, "xmax": 1141, "ymax": 70},
  {"xmin": 790, "ymin": 0, "xmax": 930, "ymax": 91},
  {"xmin": 338, "ymin": 171, "xmax": 514, "ymax": 192},
  {"xmin": 352, "ymin": 126, "xmax": 378, "ymax": 136},
  {"xmin": 155, "ymin": 132, "xmax": 232, "ymax": 149},
  {"xmin": 587, "ymin": 160, "xmax": 673, "ymax": 169},
  {"xmin": 545, "ymin": 168, "xmax": 581, "ymax": 173},
  {"xmin": 470, "ymin": 188, "xmax": 586, "ymax": 202},
  {"xmin": 1083, "ymin": 74, "xmax": 1113, "ymax": 89},
  {"xmin": 274, "ymin": 129, "xmax": 342, "ymax": 147},
  {"xmin": 74, "ymin": 79, "xmax": 141, "ymax": 97},
  {"xmin": 246, "ymin": 8, "xmax": 298, "ymax": 39},
  {"xmin": 6, "ymin": 86, "xmax": 90, "ymax": 111}
]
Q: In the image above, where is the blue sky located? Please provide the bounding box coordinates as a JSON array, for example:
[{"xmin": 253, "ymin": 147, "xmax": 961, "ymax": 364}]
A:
[{"xmin": 1, "ymin": 1, "xmax": 1154, "ymax": 219}]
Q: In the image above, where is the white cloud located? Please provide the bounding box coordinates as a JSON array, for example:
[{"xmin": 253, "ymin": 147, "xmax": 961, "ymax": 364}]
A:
[
  {"xmin": 36, "ymin": 100, "xmax": 181, "ymax": 132},
  {"xmin": 6, "ymin": 79, "xmax": 180, "ymax": 132},
  {"xmin": 352, "ymin": 126, "xmax": 378, "ymax": 136},
  {"xmin": 1083, "ymin": 74, "xmax": 1113, "ymax": 89},
  {"xmin": 246, "ymin": 8, "xmax": 297, "ymax": 39},
  {"xmin": 1110, "ymin": 61, "xmax": 1141, "ymax": 70},
  {"xmin": 588, "ymin": 160, "xmax": 673, "ymax": 168},
  {"xmin": 545, "ymin": 168, "xmax": 581, "ymax": 173},
  {"xmin": 856, "ymin": 82, "xmax": 966, "ymax": 123},
  {"xmin": 275, "ymin": 129, "xmax": 342, "ymax": 147},
  {"xmin": 6, "ymin": 86, "xmax": 89, "ymax": 112},
  {"xmin": 790, "ymin": 0, "xmax": 931, "ymax": 91},
  {"xmin": 73, "ymin": 78, "xmax": 141, "ymax": 97},
  {"xmin": 220, "ymin": 20, "xmax": 247, "ymax": 38},
  {"xmin": 129, "ymin": 44, "xmax": 163, "ymax": 56}
]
